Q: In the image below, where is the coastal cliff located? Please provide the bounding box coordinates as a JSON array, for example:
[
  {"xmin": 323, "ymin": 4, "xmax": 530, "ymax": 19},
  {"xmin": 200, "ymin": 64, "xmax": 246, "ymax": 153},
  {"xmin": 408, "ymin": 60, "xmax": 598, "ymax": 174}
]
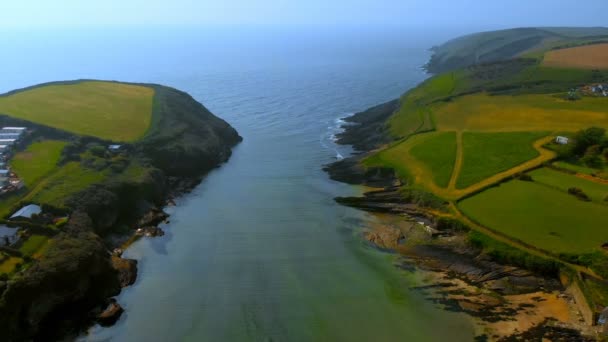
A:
[{"xmin": 0, "ymin": 81, "xmax": 241, "ymax": 341}]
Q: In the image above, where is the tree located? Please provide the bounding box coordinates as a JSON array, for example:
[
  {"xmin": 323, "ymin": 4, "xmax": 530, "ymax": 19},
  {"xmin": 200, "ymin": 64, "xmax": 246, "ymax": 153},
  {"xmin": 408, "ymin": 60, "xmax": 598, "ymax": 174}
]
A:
[
  {"xmin": 572, "ymin": 127, "xmax": 606, "ymax": 156},
  {"xmin": 581, "ymin": 145, "xmax": 604, "ymax": 168}
]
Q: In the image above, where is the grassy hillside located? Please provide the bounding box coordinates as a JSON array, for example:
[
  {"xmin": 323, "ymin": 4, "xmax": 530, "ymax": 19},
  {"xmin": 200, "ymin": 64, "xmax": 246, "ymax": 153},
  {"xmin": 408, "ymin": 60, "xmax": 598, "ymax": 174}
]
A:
[
  {"xmin": 352, "ymin": 28, "xmax": 608, "ymax": 295},
  {"xmin": 11, "ymin": 140, "xmax": 66, "ymax": 186},
  {"xmin": 0, "ymin": 81, "xmax": 154, "ymax": 141},
  {"xmin": 426, "ymin": 27, "xmax": 608, "ymax": 73}
]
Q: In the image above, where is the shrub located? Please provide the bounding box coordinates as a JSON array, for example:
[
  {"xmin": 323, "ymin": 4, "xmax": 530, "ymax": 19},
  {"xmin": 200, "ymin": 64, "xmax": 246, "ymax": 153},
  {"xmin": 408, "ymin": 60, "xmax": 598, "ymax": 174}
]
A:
[
  {"xmin": 435, "ymin": 217, "xmax": 470, "ymax": 232},
  {"xmin": 469, "ymin": 231, "xmax": 561, "ymax": 277},
  {"xmin": 568, "ymin": 187, "xmax": 591, "ymax": 201}
]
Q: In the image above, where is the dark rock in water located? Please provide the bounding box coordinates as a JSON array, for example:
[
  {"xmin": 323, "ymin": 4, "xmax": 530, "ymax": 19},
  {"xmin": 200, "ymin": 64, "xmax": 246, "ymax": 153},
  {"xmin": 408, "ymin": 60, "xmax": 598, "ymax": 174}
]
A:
[
  {"xmin": 112, "ymin": 257, "xmax": 138, "ymax": 288},
  {"xmin": 334, "ymin": 99, "xmax": 399, "ymax": 152},
  {"xmin": 405, "ymin": 244, "xmax": 561, "ymax": 295},
  {"xmin": 97, "ymin": 299, "xmax": 124, "ymax": 327},
  {"xmin": 138, "ymin": 208, "xmax": 169, "ymax": 228},
  {"xmin": 324, "ymin": 157, "xmax": 399, "ymax": 187}
]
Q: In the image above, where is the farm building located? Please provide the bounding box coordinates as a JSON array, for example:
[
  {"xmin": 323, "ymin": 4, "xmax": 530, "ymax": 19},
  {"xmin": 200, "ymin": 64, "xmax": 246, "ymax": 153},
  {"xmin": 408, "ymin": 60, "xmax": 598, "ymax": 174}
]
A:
[
  {"xmin": 10, "ymin": 204, "xmax": 42, "ymax": 220},
  {"xmin": 555, "ymin": 136, "xmax": 569, "ymax": 145},
  {"xmin": 0, "ymin": 225, "xmax": 18, "ymax": 246},
  {"xmin": 108, "ymin": 144, "xmax": 122, "ymax": 152}
]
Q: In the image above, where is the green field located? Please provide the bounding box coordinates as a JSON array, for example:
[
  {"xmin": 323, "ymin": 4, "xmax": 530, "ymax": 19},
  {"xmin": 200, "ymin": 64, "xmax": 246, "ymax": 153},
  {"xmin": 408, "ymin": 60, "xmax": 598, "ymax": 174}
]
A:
[
  {"xmin": 457, "ymin": 132, "xmax": 547, "ymax": 189},
  {"xmin": 529, "ymin": 168, "xmax": 608, "ymax": 203},
  {"xmin": 19, "ymin": 235, "xmax": 49, "ymax": 257},
  {"xmin": 409, "ymin": 132, "xmax": 457, "ymax": 188},
  {"xmin": 459, "ymin": 180, "xmax": 608, "ymax": 254},
  {"xmin": 11, "ymin": 140, "xmax": 66, "ymax": 186},
  {"xmin": 30, "ymin": 162, "xmax": 108, "ymax": 207},
  {"xmin": 388, "ymin": 72, "xmax": 460, "ymax": 137},
  {"xmin": 0, "ymin": 81, "xmax": 154, "ymax": 141},
  {"xmin": 434, "ymin": 93, "xmax": 608, "ymax": 132}
]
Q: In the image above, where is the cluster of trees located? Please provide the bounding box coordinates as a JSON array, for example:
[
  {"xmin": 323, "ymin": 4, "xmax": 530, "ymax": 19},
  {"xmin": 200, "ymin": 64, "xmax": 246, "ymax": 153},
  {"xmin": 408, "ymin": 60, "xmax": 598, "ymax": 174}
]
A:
[{"xmin": 563, "ymin": 127, "xmax": 608, "ymax": 169}]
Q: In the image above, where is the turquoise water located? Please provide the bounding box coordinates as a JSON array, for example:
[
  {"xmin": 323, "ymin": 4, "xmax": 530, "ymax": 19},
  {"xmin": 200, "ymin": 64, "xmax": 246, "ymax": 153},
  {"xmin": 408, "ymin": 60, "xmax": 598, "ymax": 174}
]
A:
[{"xmin": 1, "ymin": 29, "xmax": 475, "ymax": 341}]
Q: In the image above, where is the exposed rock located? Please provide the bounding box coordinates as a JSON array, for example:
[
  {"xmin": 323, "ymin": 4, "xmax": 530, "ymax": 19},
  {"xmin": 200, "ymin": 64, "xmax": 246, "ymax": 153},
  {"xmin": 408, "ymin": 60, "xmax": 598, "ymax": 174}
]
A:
[
  {"xmin": 364, "ymin": 225, "xmax": 403, "ymax": 250},
  {"xmin": 137, "ymin": 209, "xmax": 169, "ymax": 228},
  {"xmin": 111, "ymin": 256, "xmax": 138, "ymax": 288},
  {"xmin": 334, "ymin": 99, "xmax": 399, "ymax": 152},
  {"xmin": 97, "ymin": 299, "xmax": 124, "ymax": 327}
]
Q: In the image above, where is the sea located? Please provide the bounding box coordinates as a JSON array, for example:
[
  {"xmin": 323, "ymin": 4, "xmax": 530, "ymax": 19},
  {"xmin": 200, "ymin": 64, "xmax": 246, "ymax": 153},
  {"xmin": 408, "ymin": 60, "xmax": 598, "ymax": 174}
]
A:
[{"xmin": 0, "ymin": 27, "xmax": 476, "ymax": 341}]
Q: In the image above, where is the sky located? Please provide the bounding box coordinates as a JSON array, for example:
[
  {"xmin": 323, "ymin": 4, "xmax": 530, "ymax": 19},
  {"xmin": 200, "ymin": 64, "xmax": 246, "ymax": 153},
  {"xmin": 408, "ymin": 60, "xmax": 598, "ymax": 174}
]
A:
[{"xmin": 2, "ymin": 0, "xmax": 608, "ymax": 31}]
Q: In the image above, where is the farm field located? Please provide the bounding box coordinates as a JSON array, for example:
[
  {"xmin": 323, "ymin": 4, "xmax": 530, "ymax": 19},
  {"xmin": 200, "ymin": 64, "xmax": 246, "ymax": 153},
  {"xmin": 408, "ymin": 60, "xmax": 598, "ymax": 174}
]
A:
[
  {"xmin": 364, "ymin": 132, "xmax": 455, "ymax": 195},
  {"xmin": 529, "ymin": 167, "xmax": 608, "ymax": 203},
  {"xmin": 543, "ymin": 43, "xmax": 608, "ymax": 69},
  {"xmin": 456, "ymin": 132, "xmax": 547, "ymax": 189},
  {"xmin": 11, "ymin": 140, "xmax": 66, "ymax": 186},
  {"xmin": 0, "ymin": 81, "xmax": 154, "ymax": 141},
  {"xmin": 409, "ymin": 132, "xmax": 457, "ymax": 188},
  {"xmin": 459, "ymin": 180, "xmax": 608, "ymax": 254},
  {"xmin": 433, "ymin": 93, "xmax": 608, "ymax": 132}
]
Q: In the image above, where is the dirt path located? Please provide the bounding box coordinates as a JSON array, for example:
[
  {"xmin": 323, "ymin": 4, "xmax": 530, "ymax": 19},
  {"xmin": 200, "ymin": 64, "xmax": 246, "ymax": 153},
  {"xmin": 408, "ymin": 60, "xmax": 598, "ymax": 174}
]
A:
[
  {"xmin": 447, "ymin": 131, "xmax": 463, "ymax": 191},
  {"xmin": 448, "ymin": 135, "xmax": 557, "ymax": 200}
]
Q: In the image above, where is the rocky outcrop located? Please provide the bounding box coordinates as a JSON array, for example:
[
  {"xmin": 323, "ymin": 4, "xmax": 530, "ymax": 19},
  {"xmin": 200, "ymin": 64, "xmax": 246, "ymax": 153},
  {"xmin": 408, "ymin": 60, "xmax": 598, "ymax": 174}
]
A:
[
  {"xmin": 97, "ymin": 299, "xmax": 124, "ymax": 327},
  {"xmin": 111, "ymin": 256, "xmax": 138, "ymax": 288},
  {"xmin": 334, "ymin": 99, "xmax": 398, "ymax": 152}
]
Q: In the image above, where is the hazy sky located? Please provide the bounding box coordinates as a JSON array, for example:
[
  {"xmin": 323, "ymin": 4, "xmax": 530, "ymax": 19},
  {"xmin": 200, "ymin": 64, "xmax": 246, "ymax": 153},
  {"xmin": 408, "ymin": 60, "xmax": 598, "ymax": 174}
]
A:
[{"xmin": 2, "ymin": 0, "xmax": 608, "ymax": 30}]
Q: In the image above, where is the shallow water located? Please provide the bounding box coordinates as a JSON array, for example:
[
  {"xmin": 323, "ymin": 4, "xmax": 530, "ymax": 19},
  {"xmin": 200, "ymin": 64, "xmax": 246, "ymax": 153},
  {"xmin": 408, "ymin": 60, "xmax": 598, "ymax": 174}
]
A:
[{"xmin": 1, "ymin": 28, "xmax": 475, "ymax": 341}]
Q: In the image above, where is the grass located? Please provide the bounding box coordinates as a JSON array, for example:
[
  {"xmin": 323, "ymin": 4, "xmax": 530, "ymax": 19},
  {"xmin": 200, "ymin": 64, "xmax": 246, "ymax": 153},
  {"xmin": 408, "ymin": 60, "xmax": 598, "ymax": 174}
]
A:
[
  {"xmin": 459, "ymin": 180, "xmax": 608, "ymax": 254},
  {"xmin": 19, "ymin": 235, "xmax": 49, "ymax": 257},
  {"xmin": 553, "ymin": 161, "xmax": 602, "ymax": 175},
  {"xmin": 434, "ymin": 93, "xmax": 608, "ymax": 132},
  {"xmin": 529, "ymin": 168, "xmax": 608, "ymax": 203},
  {"xmin": 11, "ymin": 140, "xmax": 66, "ymax": 186},
  {"xmin": 543, "ymin": 43, "xmax": 608, "ymax": 69},
  {"xmin": 409, "ymin": 132, "xmax": 457, "ymax": 188},
  {"xmin": 0, "ymin": 256, "xmax": 23, "ymax": 275},
  {"xmin": 388, "ymin": 72, "xmax": 460, "ymax": 137},
  {"xmin": 0, "ymin": 81, "xmax": 154, "ymax": 141},
  {"xmin": 456, "ymin": 132, "xmax": 548, "ymax": 189},
  {"xmin": 364, "ymin": 132, "xmax": 453, "ymax": 194},
  {"xmin": 30, "ymin": 162, "xmax": 108, "ymax": 207}
]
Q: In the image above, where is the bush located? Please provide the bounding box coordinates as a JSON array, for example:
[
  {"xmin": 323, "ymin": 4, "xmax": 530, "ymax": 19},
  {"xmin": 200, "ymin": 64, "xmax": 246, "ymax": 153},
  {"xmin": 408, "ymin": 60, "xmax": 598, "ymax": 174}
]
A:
[
  {"xmin": 568, "ymin": 187, "xmax": 591, "ymax": 201},
  {"xmin": 515, "ymin": 173, "xmax": 533, "ymax": 181},
  {"xmin": 400, "ymin": 188, "xmax": 447, "ymax": 210},
  {"xmin": 469, "ymin": 231, "xmax": 561, "ymax": 277},
  {"xmin": 436, "ymin": 217, "xmax": 470, "ymax": 232}
]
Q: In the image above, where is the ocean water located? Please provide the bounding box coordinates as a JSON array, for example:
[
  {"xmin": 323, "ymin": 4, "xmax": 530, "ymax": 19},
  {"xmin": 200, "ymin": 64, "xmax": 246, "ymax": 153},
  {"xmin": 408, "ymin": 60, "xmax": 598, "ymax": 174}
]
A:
[{"xmin": 0, "ymin": 28, "xmax": 475, "ymax": 341}]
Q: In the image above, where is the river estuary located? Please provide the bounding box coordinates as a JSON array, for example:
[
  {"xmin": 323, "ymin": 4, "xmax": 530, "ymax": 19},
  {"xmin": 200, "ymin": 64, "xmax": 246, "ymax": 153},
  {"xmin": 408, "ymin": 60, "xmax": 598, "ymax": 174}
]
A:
[{"xmin": 1, "ymin": 28, "xmax": 475, "ymax": 341}]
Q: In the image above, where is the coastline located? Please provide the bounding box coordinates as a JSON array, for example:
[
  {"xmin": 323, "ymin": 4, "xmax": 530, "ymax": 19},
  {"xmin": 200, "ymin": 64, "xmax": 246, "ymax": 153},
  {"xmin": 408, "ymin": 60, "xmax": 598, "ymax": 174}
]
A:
[
  {"xmin": 324, "ymin": 103, "xmax": 598, "ymax": 340},
  {"xmin": 0, "ymin": 81, "xmax": 243, "ymax": 341}
]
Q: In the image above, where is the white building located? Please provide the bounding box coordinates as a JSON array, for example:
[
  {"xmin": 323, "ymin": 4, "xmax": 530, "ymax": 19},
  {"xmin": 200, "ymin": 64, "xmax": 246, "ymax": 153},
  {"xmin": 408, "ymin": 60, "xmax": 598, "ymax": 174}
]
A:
[{"xmin": 555, "ymin": 136, "xmax": 569, "ymax": 145}]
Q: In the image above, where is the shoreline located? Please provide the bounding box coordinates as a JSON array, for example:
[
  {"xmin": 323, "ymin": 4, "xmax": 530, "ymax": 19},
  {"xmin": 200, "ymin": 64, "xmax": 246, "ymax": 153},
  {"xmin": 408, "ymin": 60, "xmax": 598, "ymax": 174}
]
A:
[{"xmin": 325, "ymin": 105, "xmax": 600, "ymax": 340}]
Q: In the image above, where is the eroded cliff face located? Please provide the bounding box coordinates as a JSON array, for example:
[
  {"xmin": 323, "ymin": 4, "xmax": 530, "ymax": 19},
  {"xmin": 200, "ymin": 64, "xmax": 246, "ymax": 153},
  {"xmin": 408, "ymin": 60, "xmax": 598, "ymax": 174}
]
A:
[{"xmin": 139, "ymin": 85, "xmax": 242, "ymax": 177}]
